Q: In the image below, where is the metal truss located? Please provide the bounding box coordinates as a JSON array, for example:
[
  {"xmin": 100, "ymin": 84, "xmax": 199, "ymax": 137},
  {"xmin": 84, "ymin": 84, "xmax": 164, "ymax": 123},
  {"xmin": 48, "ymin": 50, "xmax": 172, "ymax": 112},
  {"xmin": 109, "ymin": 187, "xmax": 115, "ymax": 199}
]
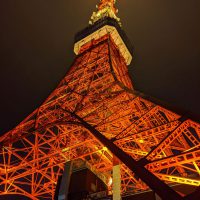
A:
[{"xmin": 0, "ymin": 33, "xmax": 199, "ymax": 199}]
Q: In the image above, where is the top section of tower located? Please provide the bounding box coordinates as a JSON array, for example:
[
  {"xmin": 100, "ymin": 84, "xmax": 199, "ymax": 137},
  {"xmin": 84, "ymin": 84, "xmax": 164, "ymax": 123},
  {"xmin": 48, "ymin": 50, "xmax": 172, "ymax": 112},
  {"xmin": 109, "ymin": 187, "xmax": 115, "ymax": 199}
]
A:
[
  {"xmin": 74, "ymin": 0, "xmax": 133, "ymax": 65},
  {"xmin": 89, "ymin": 0, "xmax": 121, "ymax": 25}
]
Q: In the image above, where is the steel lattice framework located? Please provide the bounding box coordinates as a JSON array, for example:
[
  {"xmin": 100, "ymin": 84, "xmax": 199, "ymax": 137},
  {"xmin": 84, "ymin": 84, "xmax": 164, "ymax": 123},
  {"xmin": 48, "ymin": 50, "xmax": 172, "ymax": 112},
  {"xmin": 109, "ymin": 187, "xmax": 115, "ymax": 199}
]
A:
[{"xmin": 0, "ymin": 1, "xmax": 200, "ymax": 199}]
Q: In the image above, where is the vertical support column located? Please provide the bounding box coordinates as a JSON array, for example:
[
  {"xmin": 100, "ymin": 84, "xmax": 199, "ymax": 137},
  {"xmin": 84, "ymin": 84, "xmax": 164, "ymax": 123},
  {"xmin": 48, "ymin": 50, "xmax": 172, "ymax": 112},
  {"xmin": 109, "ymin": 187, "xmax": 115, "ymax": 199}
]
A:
[
  {"xmin": 113, "ymin": 156, "xmax": 121, "ymax": 200},
  {"xmin": 57, "ymin": 161, "xmax": 73, "ymax": 200}
]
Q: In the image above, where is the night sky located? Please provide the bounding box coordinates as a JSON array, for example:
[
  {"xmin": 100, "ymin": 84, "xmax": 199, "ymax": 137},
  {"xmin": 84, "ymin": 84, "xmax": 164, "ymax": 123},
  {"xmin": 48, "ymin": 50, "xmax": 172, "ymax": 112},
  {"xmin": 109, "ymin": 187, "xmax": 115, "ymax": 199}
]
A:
[{"xmin": 0, "ymin": 0, "xmax": 200, "ymax": 199}]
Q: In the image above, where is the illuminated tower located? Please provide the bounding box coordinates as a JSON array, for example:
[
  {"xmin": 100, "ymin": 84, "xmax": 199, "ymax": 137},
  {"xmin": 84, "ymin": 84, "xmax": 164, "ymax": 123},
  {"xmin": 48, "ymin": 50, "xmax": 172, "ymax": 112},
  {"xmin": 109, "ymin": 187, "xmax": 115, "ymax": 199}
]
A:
[{"xmin": 0, "ymin": 1, "xmax": 200, "ymax": 199}]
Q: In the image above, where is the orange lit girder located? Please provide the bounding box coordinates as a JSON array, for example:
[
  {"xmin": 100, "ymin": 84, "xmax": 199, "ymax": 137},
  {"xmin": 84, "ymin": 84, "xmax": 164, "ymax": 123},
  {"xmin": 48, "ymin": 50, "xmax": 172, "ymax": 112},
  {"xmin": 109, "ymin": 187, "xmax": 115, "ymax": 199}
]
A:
[
  {"xmin": 0, "ymin": 33, "xmax": 199, "ymax": 200},
  {"xmin": 147, "ymin": 148, "xmax": 200, "ymax": 172},
  {"xmin": 155, "ymin": 173, "xmax": 200, "ymax": 187}
]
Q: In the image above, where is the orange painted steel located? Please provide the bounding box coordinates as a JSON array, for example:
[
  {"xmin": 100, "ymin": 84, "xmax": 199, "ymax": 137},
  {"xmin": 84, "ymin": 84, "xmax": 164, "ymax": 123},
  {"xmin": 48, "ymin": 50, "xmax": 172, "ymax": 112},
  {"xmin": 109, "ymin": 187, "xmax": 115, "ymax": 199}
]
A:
[
  {"xmin": 0, "ymin": 2, "xmax": 200, "ymax": 200},
  {"xmin": 0, "ymin": 33, "xmax": 199, "ymax": 199}
]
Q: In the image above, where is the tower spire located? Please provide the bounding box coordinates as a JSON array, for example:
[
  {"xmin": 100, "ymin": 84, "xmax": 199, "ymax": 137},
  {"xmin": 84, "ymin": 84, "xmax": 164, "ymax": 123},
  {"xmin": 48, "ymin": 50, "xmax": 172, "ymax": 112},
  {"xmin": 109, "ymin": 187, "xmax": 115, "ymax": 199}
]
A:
[{"xmin": 89, "ymin": 0, "xmax": 121, "ymax": 25}]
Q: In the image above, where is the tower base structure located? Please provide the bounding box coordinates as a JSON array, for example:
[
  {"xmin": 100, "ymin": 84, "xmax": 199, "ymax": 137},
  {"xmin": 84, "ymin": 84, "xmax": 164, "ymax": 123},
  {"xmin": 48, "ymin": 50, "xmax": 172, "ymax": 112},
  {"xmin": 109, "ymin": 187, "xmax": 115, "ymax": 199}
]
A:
[{"xmin": 54, "ymin": 162, "xmax": 197, "ymax": 200}]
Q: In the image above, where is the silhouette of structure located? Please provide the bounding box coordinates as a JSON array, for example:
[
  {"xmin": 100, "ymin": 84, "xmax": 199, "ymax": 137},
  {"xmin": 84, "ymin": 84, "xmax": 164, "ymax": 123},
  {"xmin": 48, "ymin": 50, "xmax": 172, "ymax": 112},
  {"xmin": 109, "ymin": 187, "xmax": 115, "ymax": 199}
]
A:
[{"xmin": 0, "ymin": 1, "xmax": 200, "ymax": 199}]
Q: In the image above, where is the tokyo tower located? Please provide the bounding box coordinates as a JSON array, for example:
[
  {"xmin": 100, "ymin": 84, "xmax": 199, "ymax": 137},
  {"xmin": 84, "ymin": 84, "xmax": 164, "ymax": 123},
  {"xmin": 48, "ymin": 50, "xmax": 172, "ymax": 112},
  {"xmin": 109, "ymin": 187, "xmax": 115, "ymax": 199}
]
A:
[{"xmin": 0, "ymin": 0, "xmax": 200, "ymax": 199}]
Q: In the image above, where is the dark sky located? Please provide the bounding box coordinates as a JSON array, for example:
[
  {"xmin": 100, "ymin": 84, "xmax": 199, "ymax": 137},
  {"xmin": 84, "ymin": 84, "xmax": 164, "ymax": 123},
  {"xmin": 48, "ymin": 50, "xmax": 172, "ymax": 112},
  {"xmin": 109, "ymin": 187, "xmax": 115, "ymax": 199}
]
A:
[{"xmin": 0, "ymin": 1, "xmax": 200, "ymax": 135}]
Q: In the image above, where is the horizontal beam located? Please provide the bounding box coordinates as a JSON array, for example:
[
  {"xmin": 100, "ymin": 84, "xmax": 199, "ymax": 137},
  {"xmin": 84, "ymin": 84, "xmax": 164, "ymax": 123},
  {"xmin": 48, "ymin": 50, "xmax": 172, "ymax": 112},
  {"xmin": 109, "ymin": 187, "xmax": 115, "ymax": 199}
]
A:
[
  {"xmin": 147, "ymin": 148, "xmax": 200, "ymax": 171},
  {"xmin": 155, "ymin": 173, "xmax": 200, "ymax": 187}
]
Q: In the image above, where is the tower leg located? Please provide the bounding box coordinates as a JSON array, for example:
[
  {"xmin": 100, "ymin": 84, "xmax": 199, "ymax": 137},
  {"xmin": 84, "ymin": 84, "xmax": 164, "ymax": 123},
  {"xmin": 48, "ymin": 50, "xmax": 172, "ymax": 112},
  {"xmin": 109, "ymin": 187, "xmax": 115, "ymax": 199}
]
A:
[{"xmin": 57, "ymin": 161, "xmax": 73, "ymax": 200}]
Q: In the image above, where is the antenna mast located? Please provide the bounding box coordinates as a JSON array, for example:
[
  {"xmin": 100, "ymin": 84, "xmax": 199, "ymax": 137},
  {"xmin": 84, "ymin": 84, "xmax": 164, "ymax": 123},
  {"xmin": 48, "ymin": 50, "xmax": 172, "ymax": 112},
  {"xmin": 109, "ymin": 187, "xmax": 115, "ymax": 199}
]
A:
[{"xmin": 90, "ymin": 0, "xmax": 121, "ymax": 25}]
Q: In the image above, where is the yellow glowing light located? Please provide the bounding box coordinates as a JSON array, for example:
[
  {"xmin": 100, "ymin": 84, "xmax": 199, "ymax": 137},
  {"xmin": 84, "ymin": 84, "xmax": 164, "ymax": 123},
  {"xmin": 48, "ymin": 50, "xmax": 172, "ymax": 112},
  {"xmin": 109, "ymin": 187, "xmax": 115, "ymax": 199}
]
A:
[
  {"xmin": 108, "ymin": 176, "xmax": 113, "ymax": 186},
  {"xmin": 103, "ymin": 146, "xmax": 108, "ymax": 151},
  {"xmin": 139, "ymin": 139, "xmax": 144, "ymax": 144},
  {"xmin": 62, "ymin": 147, "xmax": 70, "ymax": 152}
]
